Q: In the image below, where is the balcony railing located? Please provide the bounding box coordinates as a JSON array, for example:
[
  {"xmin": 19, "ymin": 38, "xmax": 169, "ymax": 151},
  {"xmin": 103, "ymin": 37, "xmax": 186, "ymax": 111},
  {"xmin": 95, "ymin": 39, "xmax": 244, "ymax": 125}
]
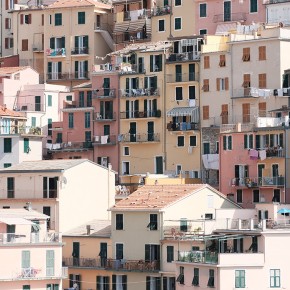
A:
[
  {"xmin": 0, "ymin": 232, "xmax": 62, "ymax": 245},
  {"xmin": 120, "ymin": 110, "xmax": 161, "ymax": 119},
  {"xmin": 167, "ymin": 122, "xmax": 199, "ymax": 131},
  {"xmin": 151, "ymin": 6, "xmax": 171, "ymax": 16},
  {"xmin": 16, "ymin": 103, "xmax": 45, "ymax": 112},
  {"xmin": 46, "ymin": 141, "xmax": 93, "ymax": 151},
  {"xmin": 94, "ymin": 111, "xmax": 116, "ymax": 121},
  {"xmin": 46, "ymin": 48, "xmax": 66, "ymax": 57},
  {"xmin": 63, "ymin": 101, "xmax": 93, "ymax": 109},
  {"xmin": 63, "ymin": 257, "xmax": 103, "ymax": 268},
  {"xmin": 213, "ymin": 12, "xmax": 247, "ymax": 23},
  {"xmin": 115, "ymin": 9, "xmax": 151, "ymax": 21},
  {"xmin": 120, "ymin": 133, "xmax": 160, "ymax": 143},
  {"xmin": 113, "ymin": 31, "xmax": 151, "ymax": 44},
  {"xmin": 119, "ymin": 63, "xmax": 146, "ymax": 74},
  {"xmin": 47, "ymin": 72, "xmax": 89, "ymax": 81},
  {"xmin": 1, "ymin": 126, "xmax": 42, "ymax": 136},
  {"xmin": 93, "ymin": 88, "xmax": 116, "ymax": 98},
  {"xmin": 121, "ymin": 88, "xmax": 160, "ymax": 97},
  {"xmin": 105, "ymin": 259, "xmax": 160, "ymax": 272},
  {"xmin": 166, "ymin": 73, "xmax": 198, "ymax": 83},
  {"xmin": 231, "ymin": 176, "xmax": 285, "ymax": 187},
  {"xmin": 263, "ymin": 0, "xmax": 290, "ymax": 4},
  {"xmin": 179, "ymin": 250, "xmax": 218, "ymax": 264},
  {"xmin": 93, "ymin": 135, "xmax": 117, "ymax": 145},
  {"xmin": 166, "ymin": 52, "xmax": 200, "ymax": 63},
  {"xmin": 71, "ymin": 47, "xmax": 89, "ymax": 55}
]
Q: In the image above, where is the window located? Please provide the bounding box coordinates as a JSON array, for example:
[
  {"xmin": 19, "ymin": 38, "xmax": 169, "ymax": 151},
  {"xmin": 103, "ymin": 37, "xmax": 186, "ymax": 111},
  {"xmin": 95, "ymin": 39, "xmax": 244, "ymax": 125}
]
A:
[
  {"xmin": 96, "ymin": 276, "xmax": 110, "ymax": 290},
  {"xmin": 69, "ymin": 274, "xmax": 81, "ymax": 290},
  {"xmin": 20, "ymin": 14, "xmax": 32, "ymax": 25},
  {"xmin": 259, "ymin": 46, "xmax": 266, "ymax": 60},
  {"xmin": 122, "ymin": 161, "xmax": 130, "ymax": 175},
  {"xmin": 4, "ymin": 163, "xmax": 12, "ymax": 168},
  {"xmin": 219, "ymin": 54, "xmax": 226, "ymax": 67},
  {"xmin": 78, "ymin": 12, "xmax": 85, "ymax": 24},
  {"xmin": 189, "ymin": 86, "xmax": 195, "ymax": 99},
  {"xmin": 244, "ymin": 134, "xmax": 253, "ymax": 149},
  {"xmin": 68, "ymin": 113, "xmax": 74, "ymax": 128},
  {"xmin": 148, "ymin": 214, "xmax": 158, "ymax": 230},
  {"xmin": 235, "ymin": 270, "xmax": 245, "ymax": 288},
  {"xmin": 66, "ymin": 95, "xmax": 72, "ymax": 101},
  {"xmin": 202, "ymin": 79, "xmax": 209, "ymax": 92},
  {"xmin": 24, "ymin": 138, "xmax": 30, "ymax": 153},
  {"xmin": 223, "ymin": 135, "xmax": 232, "ymax": 150},
  {"xmin": 74, "ymin": 35, "xmax": 89, "ymax": 54},
  {"xmin": 31, "ymin": 117, "xmax": 36, "ymax": 128},
  {"xmin": 85, "ymin": 112, "xmax": 91, "ymax": 128},
  {"xmin": 205, "ymin": 213, "xmax": 213, "ymax": 219},
  {"xmin": 75, "ymin": 60, "xmax": 88, "ymax": 78},
  {"xmin": 180, "ymin": 218, "xmax": 188, "ymax": 231},
  {"xmin": 199, "ymin": 29, "xmax": 207, "ymax": 35},
  {"xmin": 22, "ymin": 39, "xmax": 28, "ymax": 51},
  {"xmin": 146, "ymin": 277, "xmax": 161, "ymax": 290},
  {"xmin": 47, "ymin": 95, "xmax": 52, "ymax": 106},
  {"xmin": 273, "ymin": 189, "xmax": 280, "ymax": 203},
  {"xmin": 22, "ymin": 250, "xmax": 30, "ymax": 269},
  {"xmin": 5, "ymin": 18, "xmax": 11, "ymax": 29},
  {"xmin": 167, "ymin": 246, "xmax": 174, "ymax": 262},
  {"xmin": 23, "ymin": 286, "xmax": 30, "ymax": 290},
  {"xmin": 253, "ymin": 189, "xmax": 260, "ymax": 203},
  {"xmin": 175, "ymin": 87, "xmax": 183, "ymax": 100},
  {"xmin": 242, "ymin": 47, "xmax": 250, "ymax": 61},
  {"xmin": 204, "ymin": 56, "xmax": 210, "ymax": 69},
  {"xmin": 163, "ymin": 277, "xmax": 175, "ymax": 290},
  {"xmin": 216, "ymin": 77, "xmax": 229, "ymax": 91},
  {"xmin": 242, "ymin": 103, "xmax": 250, "ymax": 123},
  {"xmin": 4, "ymin": 138, "xmax": 12, "ymax": 153},
  {"xmin": 203, "ymin": 105, "xmax": 209, "ymax": 120},
  {"xmin": 174, "ymin": 17, "xmax": 181, "ymax": 30},
  {"xmin": 189, "ymin": 136, "xmax": 197, "ymax": 147},
  {"xmin": 150, "ymin": 54, "xmax": 162, "ymax": 72},
  {"xmin": 177, "ymin": 136, "xmax": 184, "ymax": 147},
  {"xmin": 5, "ymin": 38, "xmax": 13, "ymax": 49},
  {"xmin": 176, "ymin": 267, "xmax": 184, "ymax": 284},
  {"xmin": 112, "ymin": 275, "xmax": 127, "ymax": 290},
  {"xmin": 116, "ymin": 243, "xmax": 123, "ymax": 260},
  {"xmin": 259, "ymin": 102, "xmax": 266, "ymax": 117},
  {"xmin": 175, "ymin": 0, "xmax": 181, "ymax": 5},
  {"xmin": 270, "ymin": 269, "xmax": 280, "ymax": 288},
  {"xmin": 237, "ymin": 189, "xmax": 243, "ymax": 203},
  {"xmin": 56, "ymin": 133, "xmax": 62, "ymax": 143},
  {"xmin": 158, "ymin": 19, "xmax": 165, "ymax": 32},
  {"xmin": 192, "ymin": 268, "xmax": 199, "ymax": 286},
  {"xmin": 200, "ymin": 3, "xmax": 207, "ymax": 17},
  {"xmin": 55, "ymin": 13, "xmax": 62, "ymax": 26},
  {"xmin": 259, "ymin": 73, "xmax": 267, "ymax": 89},
  {"xmin": 124, "ymin": 147, "xmax": 129, "ymax": 156},
  {"xmin": 207, "ymin": 269, "xmax": 215, "ymax": 287},
  {"xmin": 250, "ymin": 0, "xmax": 258, "ymax": 13},
  {"xmin": 7, "ymin": 177, "xmax": 14, "ymax": 198},
  {"xmin": 47, "ymin": 119, "xmax": 52, "ymax": 136},
  {"xmin": 46, "ymin": 284, "xmax": 59, "ymax": 290},
  {"xmin": 43, "ymin": 177, "xmax": 58, "ymax": 198},
  {"xmin": 116, "ymin": 214, "xmax": 123, "ymax": 230}
]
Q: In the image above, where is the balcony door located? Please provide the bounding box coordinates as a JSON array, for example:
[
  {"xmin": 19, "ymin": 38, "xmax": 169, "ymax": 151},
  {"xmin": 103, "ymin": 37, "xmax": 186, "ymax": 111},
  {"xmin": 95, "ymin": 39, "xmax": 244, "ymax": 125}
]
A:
[
  {"xmin": 103, "ymin": 78, "xmax": 110, "ymax": 96},
  {"xmin": 155, "ymin": 156, "xmax": 163, "ymax": 174},
  {"xmin": 224, "ymin": 1, "xmax": 231, "ymax": 22},
  {"xmin": 129, "ymin": 122, "xmax": 136, "ymax": 142},
  {"xmin": 147, "ymin": 121, "xmax": 154, "ymax": 141},
  {"xmin": 145, "ymin": 244, "xmax": 160, "ymax": 262}
]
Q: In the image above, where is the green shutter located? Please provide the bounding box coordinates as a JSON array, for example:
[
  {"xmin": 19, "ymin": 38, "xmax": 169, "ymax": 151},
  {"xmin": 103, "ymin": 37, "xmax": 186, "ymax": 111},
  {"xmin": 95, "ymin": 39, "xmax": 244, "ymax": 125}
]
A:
[
  {"xmin": 48, "ymin": 95, "xmax": 52, "ymax": 106},
  {"xmin": 22, "ymin": 250, "xmax": 30, "ymax": 268},
  {"xmin": 4, "ymin": 138, "xmax": 12, "ymax": 153},
  {"xmin": 46, "ymin": 250, "xmax": 55, "ymax": 276},
  {"xmin": 84, "ymin": 36, "xmax": 88, "ymax": 47},
  {"xmin": 61, "ymin": 37, "xmax": 65, "ymax": 48},
  {"xmin": 48, "ymin": 62, "xmax": 52, "ymax": 73},
  {"xmin": 150, "ymin": 55, "xmax": 153, "ymax": 72},
  {"xmin": 112, "ymin": 275, "xmax": 116, "ymax": 290},
  {"xmin": 228, "ymin": 136, "xmax": 232, "ymax": 150},
  {"xmin": 158, "ymin": 54, "xmax": 163, "ymax": 72},
  {"xmin": 46, "ymin": 285, "xmax": 52, "ymax": 290},
  {"xmin": 223, "ymin": 136, "xmax": 227, "ymax": 150},
  {"xmin": 50, "ymin": 38, "xmax": 55, "ymax": 49},
  {"xmin": 75, "ymin": 36, "xmax": 78, "ymax": 48},
  {"xmin": 24, "ymin": 138, "xmax": 29, "ymax": 153},
  {"xmin": 244, "ymin": 135, "xmax": 247, "ymax": 149},
  {"xmin": 58, "ymin": 62, "xmax": 62, "ymax": 73},
  {"xmin": 31, "ymin": 116, "xmax": 36, "ymax": 127}
]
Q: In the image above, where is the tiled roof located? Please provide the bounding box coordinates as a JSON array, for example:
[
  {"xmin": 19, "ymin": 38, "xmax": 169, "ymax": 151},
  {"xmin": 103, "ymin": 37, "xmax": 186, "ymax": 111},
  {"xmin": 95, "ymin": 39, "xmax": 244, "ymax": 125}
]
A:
[
  {"xmin": 63, "ymin": 219, "xmax": 111, "ymax": 237},
  {"xmin": 0, "ymin": 208, "xmax": 48, "ymax": 220},
  {"xmin": 0, "ymin": 106, "xmax": 25, "ymax": 118},
  {"xmin": 48, "ymin": 0, "xmax": 111, "ymax": 9},
  {"xmin": 0, "ymin": 159, "xmax": 90, "ymax": 173},
  {"xmin": 0, "ymin": 66, "xmax": 30, "ymax": 75},
  {"xmin": 111, "ymin": 184, "xmax": 221, "ymax": 210}
]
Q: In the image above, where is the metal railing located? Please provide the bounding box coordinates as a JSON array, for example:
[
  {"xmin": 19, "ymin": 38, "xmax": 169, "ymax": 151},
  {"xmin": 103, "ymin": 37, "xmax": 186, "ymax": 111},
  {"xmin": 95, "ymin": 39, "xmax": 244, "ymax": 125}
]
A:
[
  {"xmin": 63, "ymin": 257, "xmax": 103, "ymax": 268},
  {"xmin": 231, "ymin": 176, "xmax": 285, "ymax": 187},
  {"xmin": 179, "ymin": 250, "xmax": 218, "ymax": 264},
  {"xmin": 120, "ymin": 110, "xmax": 161, "ymax": 119},
  {"xmin": 105, "ymin": 259, "xmax": 160, "ymax": 272},
  {"xmin": 46, "ymin": 141, "xmax": 93, "ymax": 151},
  {"xmin": 63, "ymin": 101, "xmax": 93, "ymax": 109},
  {"xmin": 113, "ymin": 32, "xmax": 151, "ymax": 44},
  {"xmin": 213, "ymin": 12, "xmax": 246, "ymax": 22},
  {"xmin": 93, "ymin": 135, "xmax": 117, "ymax": 145},
  {"xmin": 93, "ymin": 88, "xmax": 116, "ymax": 98},
  {"xmin": 94, "ymin": 111, "xmax": 116, "ymax": 120},
  {"xmin": 47, "ymin": 72, "xmax": 89, "ymax": 81},
  {"xmin": 264, "ymin": 0, "xmax": 290, "ymax": 4},
  {"xmin": 1, "ymin": 126, "xmax": 42, "ymax": 136},
  {"xmin": 166, "ymin": 52, "xmax": 200, "ymax": 63},
  {"xmin": 120, "ymin": 133, "xmax": 160, "ymax": 143},
  {"xmin": 46, "ymin": 48, "xmax": 66, "ymax": 57},
  {"xmin": 71, "ymin": 47, "xmax": 89, "ymax": 55},
  {"xmin": 16, "ymin": 103, "xmax": 45, "ymax": 112},
  {"xmin": 166, "ymin": 73, "xmax": 199, "ymax": 82},
  {"xmin": 120, "ymin": 88, "xmax": 160, "ymax": 97},
  {"xmin": 151, "ymin": 6, "xmax": 171, "ymax": 16},
  {"xmin": 167, "ymin": 122, "xmax": 199, "ymax": 131}
]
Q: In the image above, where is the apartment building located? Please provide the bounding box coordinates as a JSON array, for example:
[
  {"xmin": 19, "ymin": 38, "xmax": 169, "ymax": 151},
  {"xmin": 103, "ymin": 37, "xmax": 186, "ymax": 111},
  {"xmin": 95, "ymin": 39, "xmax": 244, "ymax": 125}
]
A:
[
  {"xmin": 0, "ymin": 159, "xmax": 115, "ymax": 232},
  {"xmin": 265, "ymin": 0, "xmax": 290, "ymax": 25},
  {"xmin": 0, "ymin": 208, "xmax": 66, "ymax": 290}
]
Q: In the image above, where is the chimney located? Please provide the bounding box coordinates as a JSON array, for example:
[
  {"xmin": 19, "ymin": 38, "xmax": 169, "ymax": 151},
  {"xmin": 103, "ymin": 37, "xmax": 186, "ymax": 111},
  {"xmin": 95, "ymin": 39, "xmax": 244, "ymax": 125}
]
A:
[{"xmin": 86, "ymin": 225, "xmax": 92, "ymax": 235}]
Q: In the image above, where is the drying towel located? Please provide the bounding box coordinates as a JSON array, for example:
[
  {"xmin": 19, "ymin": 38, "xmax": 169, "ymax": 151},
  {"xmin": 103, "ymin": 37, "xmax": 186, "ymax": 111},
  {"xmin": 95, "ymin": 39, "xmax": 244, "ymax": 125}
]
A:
[
  {"xmin": 101, "ymin": 135, "xmax": 108, "ymax": 144},
  {"xmin": 259, "ymin": 150, "xmax": 266, "ymax": 161},
  {"xmin": 249, "ymin": 149, "xmax": 258, "ymax": 160}
]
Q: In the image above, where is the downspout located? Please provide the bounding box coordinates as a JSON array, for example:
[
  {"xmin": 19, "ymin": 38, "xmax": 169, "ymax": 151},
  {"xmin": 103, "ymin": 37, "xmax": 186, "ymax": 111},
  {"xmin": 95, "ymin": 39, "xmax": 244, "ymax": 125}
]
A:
[
  {"xmin": 163, "ymin": 51, "xmax": 167, "ymax": 172},
  {"xmin": 0, "ymin": 0, "xmax": 2, "ymax": 56}
]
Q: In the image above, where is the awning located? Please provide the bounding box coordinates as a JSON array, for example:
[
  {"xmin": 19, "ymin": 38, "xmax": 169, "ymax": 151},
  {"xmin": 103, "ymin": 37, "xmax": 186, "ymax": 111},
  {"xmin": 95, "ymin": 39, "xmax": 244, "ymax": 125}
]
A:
[
  {"xmin": 114, "ymin": 22, "xmax": 130, "ymax": 33},
  {"xmin": 215, "ymin": 23, "xmax": 237, "ymax": 35},
  {"xmin": 113, "ymin": 19, "xmax": 150, "ymax": 33},
  {"xmin": 167, "ymin": 107, "xmax": 199, "ymax": 122},
  {"xmin": 0, "ymin": 217, "xmax": 35, "ymax": 225}
]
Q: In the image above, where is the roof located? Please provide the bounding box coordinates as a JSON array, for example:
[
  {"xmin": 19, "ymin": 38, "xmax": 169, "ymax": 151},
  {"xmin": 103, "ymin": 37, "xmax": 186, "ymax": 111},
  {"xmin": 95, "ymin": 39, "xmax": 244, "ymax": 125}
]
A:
[
  {"xmin": 0, "ymin": 159, "xmax": 90, "ymax": 174},
  {"xmin": 0, "ymin": 208, "xmax": 48, "ymax": 220},
  {"xmin": 111, "ymin": 184, "xmax": 238, "ymax": 211},
  {"xmin": 0, "ymin": 66, "xmax": 31, "ymax": 75},
  {"xmin": 73, "ymin": 82, "xmax": 92, "ymax": 89},
  {"xmin": 48, "ymin": 0, "xmax": 112, "ymax": 9},
  {"xmin": 63, "ymin": 219, "xmax": 111, "ymax": 237},
  {"xmin": 0, "ymin": 106, "xmax": 26, "ymax": 118}
]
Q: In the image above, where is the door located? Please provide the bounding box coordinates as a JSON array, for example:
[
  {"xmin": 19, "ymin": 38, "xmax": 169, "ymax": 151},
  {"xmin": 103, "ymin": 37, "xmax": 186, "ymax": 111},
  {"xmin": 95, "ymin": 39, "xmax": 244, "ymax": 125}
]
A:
[
  {"xmin": 129, "ymin": 122, "xmax": 136, "ymax": 142},
  {"xmin": 272, "ymin": 164, "xmax": 279, "ymax": 185},
  {"xmin": 175, "ymin": 65, "xmax": 182, "ymax": 82},
  {"xmin": 189, "ymin": 64, "xmax": 195, "ymax": 81},
  {"xmin": 103, "ymin": 78, "xmax": 110, "ymax": 96},
  {"xmin": 147, "ymin": 121, "xmax": 154, "ymax": 141},
  {"xmin": 35, "ymin": 96, "xmax": 41, "ymax": 111},
  {"xmin": 224, "ymin": 1, "xmax": 231, "ymax": 21},
  {"xmin": 100, "ymin": 242, "xmax": 107, "ymax": 267},
  {"xmin": 258, "ymin": 164, "xmax": 265, "ymax": 185},
  {"xmin": 72, "ymin": 242, "xmax": 80, "ymax": 266},
  {"xmin": 155, "ymin": 156, "xmax": 163, "ymax": 174},
  {"xmin": 43, "ymin": 206, "xmax": 51, "ymax": 229}
]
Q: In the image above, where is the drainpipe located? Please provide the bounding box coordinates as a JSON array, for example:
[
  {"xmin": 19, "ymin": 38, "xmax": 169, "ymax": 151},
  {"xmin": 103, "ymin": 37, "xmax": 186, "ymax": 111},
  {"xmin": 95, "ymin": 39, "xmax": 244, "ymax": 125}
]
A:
[
  {"xmin": 163, "ymin": 52, "xmax": 167, "ymax": 172},
  {"xmin": 0, "ymin": 0, "xmax": 2, "ymax": 56}
]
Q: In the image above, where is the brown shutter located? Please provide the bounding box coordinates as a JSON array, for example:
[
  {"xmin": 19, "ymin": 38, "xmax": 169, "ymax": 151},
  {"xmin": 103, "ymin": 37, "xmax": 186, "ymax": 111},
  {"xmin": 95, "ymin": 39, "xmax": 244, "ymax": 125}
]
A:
[
  {"xmin": 42, "ymin": 14, "xmax": 44, "ymax": 26},
  {"xmin": 259, "ymin": 73, "xmax": 267, "ymax": 89},
  {"xmin": 20, "ymin": 14, "xmax": 24, "ymax": 24},
  {"xmin": 203, "ymin": 106, "xmax": 209, "ymax": 120},
  {"xmin": 28, "ymin": 14, "xmax": 32, "ymax": 24},
  {"xmin": 5, "ymin": 18, "xmax": 9, "ymax": 29},
  {"xmin": 22, "ymin": 39, "xmax": 28, "ymax": 51},
  {"xmin": 259, "ymin": 102, "xmax": 266, "ymax": 117},
  {"xmin": 225, "ymin": 77, "xmax": 229, "ymax": 90},
  {"xmin": 14, "ymin": 0, "xmax": 18, "ymax": 4},
  {"xmin": 242, "ymin": 103, "xmax": 250, "ymax": 123},
  {"xmin": 6, "ymin": 0, "xmax": 9, "ymax": 10},
  {"xmin": 216, "ymin": 78, "xmax": 220, "ymax": 91},
  {"xmin": 5, "ymin": 38, "xmax": 9, "ymax": 49},
  {"xmin": 204, "ymin": 56, "xmax": 210, "ymax": 69}
]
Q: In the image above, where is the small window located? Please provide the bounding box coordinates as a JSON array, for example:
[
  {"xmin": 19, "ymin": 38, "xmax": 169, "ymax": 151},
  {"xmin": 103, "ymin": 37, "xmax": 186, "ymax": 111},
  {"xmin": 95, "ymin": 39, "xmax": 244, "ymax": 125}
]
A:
[
  {"xmin": 47, "ymin": 95, "xmax": 52, "ymax": 107},
  {"xmin": 68, "ymin": 113, "xmax": 74, "ymax": 129},
  {"xmin": 237, "ymin": 189, "xmax": 243, "ymax": 203},
  {"xmin": 147, "ymin": 214, "xmax": 158, "ymax": 230},
  {"xmin": 78, "ymin": 12, "xmax": 85, "ymax": 24},
  {"xmin": 250, "ymin": 0, "xmax": 258, "ymax": 13},
  {"xmin": 4, "ymin": 163, "xmax": 12, "ymax": 168},
  {"xmin": 7, "ymin": 177, "xmax": 15, "ymax": 198},
  {"xmin": 235, "ymin": 270, "xmax": 245, "ymax": 288},
  {"xmin": 158, "ymin": 19, "xmax": 165, "ymax": 32},
  {"xmin": 167, "ymin": 246, "xmax": 174, "ymax": 262},
  {"xmin": 223, "ymin": 135, "xmax": 232, "ymax": 150},
  {"xmin": 180, "ymin": 218, "xmax": 188, "ymax": 231},
  {"xmin": 189, "ymin": 86, "xmax": 195, "ymax": 99},
  {"xmin": 200, "ymin": 3, "xmax": 207, "ymax": 17},
  {"xmin": 175, "ymin": 87, "xmax": 183, "ymax": 100},
  {"xmin": 203, "ymin": 142, "xmax": 210, "ymax": 154},
  {"xmin": 4, "ymin": 138, "xmax": 12, "ymax": 153},
  {"xmin": 124, "ymin": 147, "xmax": 129, "ymax": 156},
  {"xmin": 244, "ymin": 134, "xmax": 253, "ymax": 149},
  {"xmin": 177, "ymin": 136, "xmax": 184, "ymax": 147},
  {"xmin": 199, "ymin": 29, "xmax": 207, "ymax": 35},
  {"xmin": 175, "ymin": 0, "xmax": 181, "ymax": 6},
  {"xmin": 66, "ymin": 95, "xmax": 72, "ymax": 101},
  {"xmin": 55, "ymin": 13, "xmax": 62, "ymax": 26},
  {"xmin": 253, "ymin": 190, "xmax": 260, "ymax": 203},
  {"xmin": 189, "ymin": 136, "xmax": 197, "ymax": 147},
  {"xmin": 205, "ymin": 213, "xmax": 213, "ymax": 220},
  {"xmin": 258, "ymin": 73, "xmax": 267, "ymax": 89},
  {"xmin": 174, "ymin": 17, "xmax": 181, "ymax": 30},
  {"xmin": 270, "ymin": 269, "xmax": 280, "ymax": 288},
  {"xmin": 116, "ymin": 214, "xmax": 123, "ymax": 230}
]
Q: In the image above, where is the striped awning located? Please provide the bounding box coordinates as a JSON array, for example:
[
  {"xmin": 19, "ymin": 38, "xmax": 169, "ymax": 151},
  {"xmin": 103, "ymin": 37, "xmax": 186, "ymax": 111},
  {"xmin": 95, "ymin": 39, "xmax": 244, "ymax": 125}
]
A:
[
  {"xmin": 167, "ymin": 107, "xmax": 199, "ymax": 122},
  {"xmin": 215, "ymin": 23, "xmax": 237, "ymax": 35},
  {"xmin": 113, "ymin": 19, "xmax": 149, "ymax": 33}
]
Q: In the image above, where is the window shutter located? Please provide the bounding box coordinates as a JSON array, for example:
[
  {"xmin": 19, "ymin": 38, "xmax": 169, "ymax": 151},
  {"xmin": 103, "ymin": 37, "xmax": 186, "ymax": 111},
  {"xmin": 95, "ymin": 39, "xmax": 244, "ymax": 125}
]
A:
[
  {"xmin": 153, "ymin": 76, "xmax": 158, "ymax": 89},
  {"xmin": 144, "ymin": 77, "xmax": 148, "ymax": 89},
  {"xmin": 75, "ymin": 61, "xmax": 78, "ymax": 77},
  {"xmin": 84, "ymin": 35, "xmax": 89, "ymax": 47},
  {"xmin": 112, "ymin": 275, "xmax": 116, "ymax": 290},
  {"xmin": 48, "ymin": 62, "xmax": 52, "ymax": 73},
  {"xmin": 50, "ymin": 38, "xmax": 54, "ymax": 49},
  {"xmin": 223, "ymin": 136, "xmax": 227, "ymax": 150},
  {"xmin": 75, "ymin": 36, "xmax": 78, "ymax": 48},
  {"xmin": 156, "ymin": 277, "xmax": 161, "ymax": 290},
  {"xmin": 158, "ymin": 54, "xmax": 163, "ymax": 71},
  {"xmin": 136, "ymin": 77, "xmax": 139, "ymax": 88},
  {"xmin": 153, "ymin": 99, "xmax": 157, "ymax": 111},
  {"xmin": 145, "ymin": 244, "xmax": 150, "ymax": 261},
  {"xmin": 96, "ymin": 276, "xmax": 101, "ymax": 290},
  {"xmin": 6, "ymin": 0, "xmax": 9, "ymax": 10},
  {"xmin": 225, "ymin": 77, "xmax": 229, "ymax": 90},
  {"xmin": 126, "ymin": 78, "xmax": 129, "ymax": 91},
  {"xmin": 42, "ymin": 14, "xmax": 44, "ymax": 25},
  {"xmin": 28, "ymin": 14, "xmax": 32, "ymax": 24},
  {"xmin": 216, "ymin": 78, "xmax": 220, "ymax": 91},
  {"xmin": 228, "ymin": 136, "xmax": 232, "ymax": 150},
  {"xmin": 122, "ymin": 275, "xmax": 127, "ymax": 290},
  {"xmin": 61, "ymin": 37, "xmax": 65, "ymax": 48},
  {"xmin": 144, "ymin": 99, "xmax": 147, "ymax": 112},
  {"xmin": 69, "ymin": 274, "xmax": 74, "ymax": 288},
  {"xmin": 244, "ymin": 135, "xmax": 247, "ymax": 149},
  {"xmin": 126, "ymin": 100, "xmax": 129, "ymax": 118},
  {"xmin": 163, "ymin": 277, "xmax": 167, "ymax": 290},
  {"xmin": 146, "ymin": 277, "xmax": 150, "ymax": 290},
  {"xmin": 134, "ymin": 100, "xmax": 139, "ymax": 111},
  {"xmin": 5, "ymin": 38, "xmax": 9, "ymax": 49},
  {"xmin": 58, "ymin": 62, "xmax": 62, "ymax": 73},
  {"xmin": 22, "ymin": 251, "xmax": 30, "ymax": 268},
  {"xmin": 24, "ymin": 138, "xmax": 29, "ymax": 153},
  {"xmin": 20, "ymin": 14, "xmax": 24, "ymax": 24},
  {"xmin": 150, "ymin": 55, "xmax": 153, "ymax": 72},
  {"xmin": 249, "ymin": 134, "xmax": 253, "ymax": 148}
]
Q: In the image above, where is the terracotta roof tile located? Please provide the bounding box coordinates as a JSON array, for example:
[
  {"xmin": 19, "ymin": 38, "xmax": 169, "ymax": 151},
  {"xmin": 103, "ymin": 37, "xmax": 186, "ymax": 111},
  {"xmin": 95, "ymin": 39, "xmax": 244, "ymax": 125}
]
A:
[
  {"xmin": 0, "ymin": 106, "xmax": 25, "ymax": 118},
  {"xmin": 112, "ymin": 184, "xmax": 212, "ymax": 210},
  {"xmin": 0, "ymin": 66, "xmax": 30, "ymax": 75},
  {"xmin": 48, "ymin": 0, "xmax": 111, "ymax": 9}
]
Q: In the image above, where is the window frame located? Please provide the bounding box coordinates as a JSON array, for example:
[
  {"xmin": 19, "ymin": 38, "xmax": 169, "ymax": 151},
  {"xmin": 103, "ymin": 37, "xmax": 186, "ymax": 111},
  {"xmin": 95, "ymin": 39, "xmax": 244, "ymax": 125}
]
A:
[
  {"xmin": 235, "ymin": 270, "xmax": 245, "ymax": 288},
  {"xmin": 116, "ymin": 214, "xmax": 124, "ymax": 230},
  {"xmin": 177, "ymin": 135, "xmax": 185, "ymax": 147},
  {"xmin": 199, "ymin": 3, "xmax": 207, "ymax": 18},
  {"xmin": 270, "ymin": 269, "xmax": 280, "ymax": 288},
  {"xmin": 148, "ymin": 213, "xmax": 158, "ymax": 230},
  {"xmin": 250, "ymin": 0, "xmax": 258, "ymax": 13},
  {"xmin": 237, "ymin": 189, "xmax": 243, "ymax": 203},
  {"xmin": 189, "ymin": 135, "xmax": 197, "ymax": 147},
  {"xmin": 167, "ymin": 245, "xmax": 174, "ymax": 262},
  {"xmin": 4, "ymin": 138, "xmax": 12, "ymax": 153},
  {"xmin": 174, "ymin": 17, "xmax": 182, "ymax": 30},
  {"xmin": 54, "ymin": 13, "xmax": 62, "ymax": 26},
  {"xmin": 78, "ymin": 11, "xmax": 85, "ymax": 24},
  {"xmin": 158, "ymin": 19, "xmax": 165, "ymax": 32}
]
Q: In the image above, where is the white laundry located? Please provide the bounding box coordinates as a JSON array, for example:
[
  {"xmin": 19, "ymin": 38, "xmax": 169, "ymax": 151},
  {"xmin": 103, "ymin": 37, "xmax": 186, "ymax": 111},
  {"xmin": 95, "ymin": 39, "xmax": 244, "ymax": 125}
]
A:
[
  {"xmin": 189, "ymin": 99, "xmax": 196, "ymax": 107},
  {"xmin": 250, "ymin": 87, "xmax": 259, "ymax": 97},
  {"xmin": 130, "ymin": 10, "xmax": 138, "ymax": 21},
  {"xmin": 264, "ymin": 89, "xmax": 271, "ymax": 98},
  {"xmin": 101, "ymin": 135, "xmax": 109, "ymax": 144},
  {"xmin": 278, "ymin": 89, "xmax": 283, "ymax": 97},
  {"xmin": 259, "ymin": 150, "xmax": 266, "ymax": 161},
  {"xmin": 258, "ymin": 89, "xmax": 265, "ymax": 97},
  {"xmin": 202, "ymin": 155, "xmax": 209, "ymax": 169},
  {"xmin": 188, "ymin": 146, "xmax": 193, "ymax": 154},
  {"xmin": 46, "ymin": 143, "xmax": 52, "ymax": 150},
  {"xmin": 207, "ymin": 154, "xmax": 219, "ymax": 170}
]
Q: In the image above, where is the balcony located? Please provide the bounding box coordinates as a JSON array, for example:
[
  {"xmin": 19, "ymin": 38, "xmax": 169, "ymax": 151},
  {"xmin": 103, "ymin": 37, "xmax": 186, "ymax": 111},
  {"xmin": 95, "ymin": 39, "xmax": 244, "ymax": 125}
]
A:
[
  {"xmin": 63, "ymin": 257, "xmax": 103, "ymax": 268},
  {"xmin": 16, "ymin": 103, "xmax": 45, "ymax": 112},
  {"xmin": 179, "ymin": 250, "xmax": 218, "ymax": 264},
  {"xmin": 119, "ymin": 63, "xmax": 146, "ymax": 75},
  {"xmin": 166, "ymin": 52, "xmax": 200, "ymax": 63},
  {"xmin": 47, "ymin": 72, "xmax": 89, "ymax": 81},
  {"xmin": 167, "ymin": 122, "xmax": 199, "ymax": 131},
  {"xmin": 120, "ymin": 110, "xmax": 161, "ymax": 119},
  {"xmin": 62, "ymin": 101, "xmax": 93, "ymax": 110},
  {"xmin": 93, "ymin": 88, "xmax": 116, "ymax": 99},
  {"xmin": 166, "ymin": 73, "xmax": 199, "ymax": 83},
  {"xmin": 105, "ymin": 259, "xmax": 160, "ymax": 272},
  {"xmin": 1, "ymin": 126, "xmax": 42, "ymax": 136},
  {"xmin": 113, "ymin": 31, "xmax": 151, "ymax": 45},
  {"xmin": 231, "ymin": 176, "xmax": 285, "ymax": 187},
  {"xmin": 120, "ymin": 133, "xmax": 160, "ymax": 143},
  {"xmin": 213, "ymin": 12, "xmax": 247, "ymax": 23},
  {"xmin": 71, "ymin": 47, "xmax": 89, "ymax": 55},
  {"xmin": 114, "ymin": 8, "xmax": 151, "ymax": 22},
  {"xmin": 151, "ymin": 6, "xmax": 171, "ymax": 16},
  {"xmin": 46, "ymin": 48, "xmax": 66, "ymax": 57},
  {"xmin": 46, "ymin": 141, "xmax": 93, "ymax": 151},
  {"xmin": 94, "ymin": 112, "xmax": 116, "ymax": 121},
  {"xmin": 220, "ymin": 122, "xmax": 254, "ymax": 133},
  {"xmin": 93, "ymin": 135, "xmax": 117, "ymax": 146},
  {"xmin": 0, "ymin": 232, "xmax": 62, "ymax": 245},
  {"xmin": 120, "ymin": 88, "xmax": 160, "ymax": 98}
]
